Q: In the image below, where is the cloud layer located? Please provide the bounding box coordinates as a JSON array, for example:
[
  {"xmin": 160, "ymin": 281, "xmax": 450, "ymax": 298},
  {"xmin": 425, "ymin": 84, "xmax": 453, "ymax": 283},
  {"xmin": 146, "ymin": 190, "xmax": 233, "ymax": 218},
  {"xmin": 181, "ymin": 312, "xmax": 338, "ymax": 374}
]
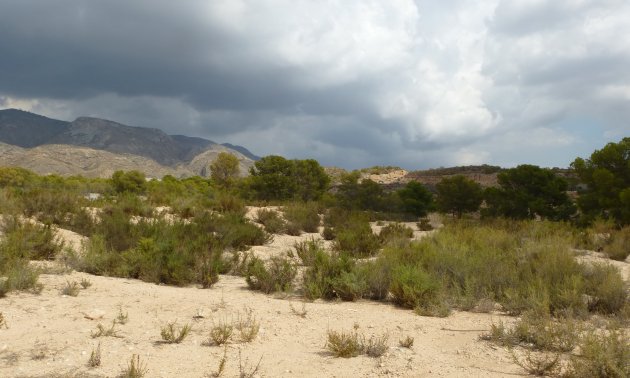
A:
[{"xmin": 1, "ymin": 0, "xmax": 628, "ymax": 169}]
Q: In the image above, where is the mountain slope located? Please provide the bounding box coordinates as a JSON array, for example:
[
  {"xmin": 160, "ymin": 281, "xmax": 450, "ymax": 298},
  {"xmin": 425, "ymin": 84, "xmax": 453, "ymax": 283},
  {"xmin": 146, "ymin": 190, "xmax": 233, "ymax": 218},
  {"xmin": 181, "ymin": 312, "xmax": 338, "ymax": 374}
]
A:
[{"xmin": 0, "ymin": 109, "xmax": 70, "ymax": 148}]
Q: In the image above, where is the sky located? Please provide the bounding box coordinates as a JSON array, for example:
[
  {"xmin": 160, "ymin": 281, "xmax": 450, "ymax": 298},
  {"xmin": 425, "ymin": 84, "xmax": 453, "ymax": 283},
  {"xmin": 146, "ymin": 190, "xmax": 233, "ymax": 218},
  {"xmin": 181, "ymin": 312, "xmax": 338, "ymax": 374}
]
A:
[{"xmin": 0, "ymin": 0, "xmax": 628, "ymax": 170}]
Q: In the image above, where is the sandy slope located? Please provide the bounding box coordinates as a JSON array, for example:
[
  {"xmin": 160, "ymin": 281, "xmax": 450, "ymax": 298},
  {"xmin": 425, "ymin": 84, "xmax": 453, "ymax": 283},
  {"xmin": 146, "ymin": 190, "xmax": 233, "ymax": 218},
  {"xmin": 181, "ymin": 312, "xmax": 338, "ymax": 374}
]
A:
[{"xmin": 1, "ymin": 212, "xmax": 628, "ymax": 377}]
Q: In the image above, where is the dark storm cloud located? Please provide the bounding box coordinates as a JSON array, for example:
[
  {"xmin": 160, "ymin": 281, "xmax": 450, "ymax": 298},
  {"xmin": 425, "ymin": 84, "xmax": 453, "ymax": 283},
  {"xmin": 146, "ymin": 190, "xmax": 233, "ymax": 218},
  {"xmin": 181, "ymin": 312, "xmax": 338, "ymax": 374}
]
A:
[{"xmin": 0, "ymin": 0, "xmax": 628, "ymax": 169}]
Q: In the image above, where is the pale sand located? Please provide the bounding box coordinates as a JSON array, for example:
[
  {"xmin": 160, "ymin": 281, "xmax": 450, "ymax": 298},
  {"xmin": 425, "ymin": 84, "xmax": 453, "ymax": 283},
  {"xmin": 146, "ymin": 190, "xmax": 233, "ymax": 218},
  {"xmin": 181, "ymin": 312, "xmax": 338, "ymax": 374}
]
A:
[{"xmin": 1, "ymin": 209, "xmax": 627, "ymax": 377}]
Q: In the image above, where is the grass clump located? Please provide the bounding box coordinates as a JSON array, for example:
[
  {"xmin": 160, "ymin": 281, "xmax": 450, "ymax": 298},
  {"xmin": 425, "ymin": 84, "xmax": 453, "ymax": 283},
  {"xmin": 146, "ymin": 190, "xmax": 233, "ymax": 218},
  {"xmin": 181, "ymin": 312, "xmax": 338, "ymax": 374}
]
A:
[
  {"xmin": 510, "ymin": 349, "xmax": 561, "ymax": 376},
  {"xmin": 293, "ymin": 238, "xmax": 324, "ymax": 266},
  {"xmin": 326, "ymin": 329, "xmax": 390, "ymax": 358},
  {"xmin": 333, "ymin": 218, "xmax": 380, "ymax": 258},
  {"xmin": 121, "ymin": 354, "xmax": 148, "ymax": 378},
  {"xmin": 245, "ymin": 256, "xmax": 296, "ymax": 294},
  {"xmin": 87, "ymin": 343, "xmax": 101, "ymax": 368},
  {"xmin": 255, "ymin": 208, "xmax": 286, "ymax": 234},
  {"xmin": 80, "ymin": 278, "xmax": 92, "ymax": 289},
  {"xmin": 236, "ymin": 310, "xmax": 260, "ymax": 343},
  {"xmin": 326, "ymin": 330, "xmax": 363, "ymax": 358},
  {"xmin": 61, "ymin": 280, "xmax": 81, "ymax": 296},
  {"xmin": 209, "ymin": 321, "xmax": 234, "ymax": 346},
  {"xmin": 115, "ymin": 307, "xmax": 129, "ymax": 325},
  {"xmin": 160, "ymin": 322, "xmax": 192, "ymax": 344}
]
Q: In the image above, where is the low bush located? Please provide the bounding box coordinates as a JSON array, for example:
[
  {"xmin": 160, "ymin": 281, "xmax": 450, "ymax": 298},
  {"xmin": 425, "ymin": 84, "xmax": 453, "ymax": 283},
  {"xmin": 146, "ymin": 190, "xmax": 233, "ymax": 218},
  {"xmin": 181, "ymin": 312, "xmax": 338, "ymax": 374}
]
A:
[
  {"xmin": 564, "ymin": 329, "xmax": 630, "ymax": 377},
  {"xmin": 293, "ymin": 238, "xmax": 324, "ymax": 266},
  {"xmin": 333, "ymin": 218, "xmax": 380, "ymax": 258},
  {"xmin": 245, "ymin": 256, "xmax": 296, "ymax": 294},
  {"xmin": 326, "ymin": 329, "xmax": 389, "ymax": 358},
  {"xmin": 255, "ymin": 208, "xmax": 286, "ymax": 234},
  {"xmin": 303, "ymin": 251, "xmax": 356, "ymax": 300},
  {"xmin": 583, "ymin": 263, "xmax": 628, "ymax": 315},
  {"xmin": 379, "ymin": 223, "xmax": 413, "ymax": 243},
  {"xmin": 284, "ymin": 202, "xmax": 320, "ymax": 234},
  {"xmin": 160, "ymin": 322, "xmax": 192, "ymax": 344},
  {"xmin": 389, "ymin": 264, "xmax": 442, "ymax": 310},
  {"xmin": 603, "ymin": 226, "xmax": 630, "ymax": 261}
]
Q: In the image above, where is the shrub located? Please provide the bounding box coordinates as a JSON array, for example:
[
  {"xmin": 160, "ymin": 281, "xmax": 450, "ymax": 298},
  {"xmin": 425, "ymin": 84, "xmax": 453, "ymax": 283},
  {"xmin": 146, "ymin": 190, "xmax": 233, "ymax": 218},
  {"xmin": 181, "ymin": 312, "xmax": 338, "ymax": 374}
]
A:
[
  {"xmin": 379, "ymin": 223, "xmax": 413, "ymax": 243},
  {"xmin": 329, "ymin": 271, "xmax": 367, "ymax": 301},
  {"xmin": 326, "ymin": 330, "xmax": 363, "ymax": 358},
  {"xmin": 209, "ymin": 321, "xmax": 233, "ymax": 346},
  {"xmin": 363, "ymin": 334, "xmax": 389, "ymax": 357},
  {"xmin": 293, "ymin": 238, "xmax": 324, "ymax": 266},
  {"xmin": 583, "ymin": 263, "xmax": 628, "ymax": 314},
  {"xmin": 389, "ymin": 264, "xmax": 441, "ymax": 310},
  {"xmin": 236, "ymin": 311, "xmax": 260, "ymax": 343},
  {"xmin": 87, "ymin": 343, "xmax": 101, "ymax": 368},
  {"xmin": 303, "ymin": 251, "xmax": 356, "ymax": 300},
  {"xmin": 255, "ymin": 208, "xmax": 286, "ymax": 234},
  {"xmin": 284, "ymin": 202, "xmax": 320, "ymax": 234},
  {"xmin": 333, "ymin": 219, "xmax": 380, "ymax": 258},
  {"xmin": 399, "ymin": 336, "xmax": 414, "ymax": 348},
  {"xmin": 245, "ymin": 256, "xmax": 296, "ymax": 294},
  {"xmin": 603, "ymin": 226, "xmax": 630, "ymax": 261},
  {"xmin": 564, "ymin": 329, "xmax": 630, "ymax": 377},
  {"xmin": 61, "ymin": 281, "xmax": 80, "ymax": 296},
  {"xmin": 212, "ymin": 193, "xmax": 245, "ymax": 215},
  {"xmin": 160, "ymin": 322, "xmax": 192, "ymax": 344}
]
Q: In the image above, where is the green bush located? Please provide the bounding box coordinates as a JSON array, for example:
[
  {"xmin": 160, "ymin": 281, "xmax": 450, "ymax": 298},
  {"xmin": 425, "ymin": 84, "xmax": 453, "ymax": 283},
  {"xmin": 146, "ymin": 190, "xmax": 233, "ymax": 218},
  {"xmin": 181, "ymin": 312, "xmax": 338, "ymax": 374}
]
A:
[
  {"xmin": 389, "ymin": 264, "xmax": 441, "ymax": 309},
  {"xmin": 333, "ymin": 219, "xmax": 380, "ymax": 258},
  {"xmin": 379, "ymin": 223, "xmax": 413, "ymax": 243},
  {"xmin": 565, "ymin": 329, "xmax": 630, "ymax": 377},
  {"xmin": 284, "ymin": 202, "xmax": 320, "ymax": 234},
  {"xmin": 255, "ymin": 208, "xmax": 286, "ymax": 234},
  {"xmin": 293, "ymin": 238, "xmax": 324, "ymax": 266},
  {"xmin": 0, "ymin": 219, "xmax": 64, "ymax": 260},
  {"xmin": 303, "ymin": 251, "xmax": 356, "ymax": 300},
  {"xmin": 603, "ymin": 226, "xmax": 630, "ymax": 261},
  {"xmin": 583, "ymin": 263, "xmax": 628, "ymax": 314},
  {"xmin": 245, "ymin": 256, "xmax": 296, "ymax": 293}
]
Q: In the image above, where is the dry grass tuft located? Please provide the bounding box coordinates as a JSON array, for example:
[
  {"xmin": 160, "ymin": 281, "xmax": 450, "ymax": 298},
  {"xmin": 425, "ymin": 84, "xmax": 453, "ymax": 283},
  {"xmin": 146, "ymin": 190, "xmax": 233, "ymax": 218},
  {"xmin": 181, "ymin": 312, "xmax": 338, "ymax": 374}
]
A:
[
  {"xmin": 120, "ymin": 354, "xmax": 148, "ymax": 378},
  {"xmin": 160, "ymin": 322, "xmax": 192, "ymax": 344},
  {"xmin": 87, "ymin": 343, "xmax": 101, "ymax": 368}
]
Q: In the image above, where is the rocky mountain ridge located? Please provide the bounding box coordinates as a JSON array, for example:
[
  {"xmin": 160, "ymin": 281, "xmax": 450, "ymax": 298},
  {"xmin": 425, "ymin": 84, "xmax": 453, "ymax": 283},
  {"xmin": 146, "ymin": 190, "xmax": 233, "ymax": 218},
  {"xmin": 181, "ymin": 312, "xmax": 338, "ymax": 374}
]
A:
[{"xmin": 0, "ymin": 109, "xmax": 257, "ymax": 178}]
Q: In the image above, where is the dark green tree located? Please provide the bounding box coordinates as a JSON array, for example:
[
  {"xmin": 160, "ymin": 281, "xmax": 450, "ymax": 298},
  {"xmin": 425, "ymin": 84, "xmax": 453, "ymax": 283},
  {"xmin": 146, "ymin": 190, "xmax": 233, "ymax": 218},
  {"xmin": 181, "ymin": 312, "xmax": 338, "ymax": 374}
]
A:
[
  {"xmin": 571, "ymin": 137, "xmax": 630, "ymax": 225},
  {"xmin": 249, "ymin": 155, "xmax": 296, "ymax": 201},
  {"xmin": 335, "ymin": 172, "xmax": 385, "ymax": 211},
  {"xmin": 483, "ymin": 165, "xmax": 575, "ymax": 221},
  {"xmin": 111, "ymin": 170, "xmax": 146, "ymax": 194},
  {"xmin": 436, "ymin": 175, "xmax": 483, "ymax": 217},
  {"xmin": 293, "ymin": 159, "xmax": 330, "ymax": 201},
  {"xmin": 397, "ymin": 181, "xmax": 434, "ymax": 217}
]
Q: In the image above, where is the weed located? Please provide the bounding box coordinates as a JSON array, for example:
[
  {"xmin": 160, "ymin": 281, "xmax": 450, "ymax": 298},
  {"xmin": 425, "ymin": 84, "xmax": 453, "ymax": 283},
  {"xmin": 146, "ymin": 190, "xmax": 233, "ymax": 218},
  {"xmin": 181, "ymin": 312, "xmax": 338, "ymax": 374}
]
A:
[
  {"xmin": 326, "ymin": 330, "xmax": 363, "ymax": 358},
  {"xmin": 210, "ymin": 345, "xmax": 228, "ymax": 377},
  {"xmin": 510, "ymin": 348, "xmax": 561, "ymax": 376},
  {"xmin": 91, "ymin": 321, "xmax": 121, "ymax": 338},
  {"xmin": 379, "ymin": 223, "xmax": 413, "ymax": 243},
  {"xmin": 87, "ymin": 343, "xmax": 101, "ymax": 368},
  {"xmin": 61, "ymin": 281, "xmax": 81, "ymax": 297},
  {"xmin": 236, "ymin": 311, "xmax": 260, "ymax": 343},
  {"xmin": 289, "ymin": 302, "xmax": 308, "ymax": 318},
  {"xmin": 209, "ymin": 321, "xmax": 234, "ymax": 346},
  {"xmin": 238, "ymin": 349, "xmax": 263, "ymax": 378},
  {"xmin": 160, "ymin": 322, "xmax": 192, "ymax": 344},
  {"xmin": 116, "ymin": 307, "xmax": 129, "ymax": 325},
  {"xmin": 121, "ymin": 354, "xmax": 148, "ymax": 378},
  {"xmin": 399, "ymin": 336, "xmax": 414, "ymax": 348},
  {"xmin": 80, "ymin": 278, "xmax": 92, "ymax": 289},
  {"xmin": 364, "ymin": 334, "xmax": 389, "ymax": 357}
]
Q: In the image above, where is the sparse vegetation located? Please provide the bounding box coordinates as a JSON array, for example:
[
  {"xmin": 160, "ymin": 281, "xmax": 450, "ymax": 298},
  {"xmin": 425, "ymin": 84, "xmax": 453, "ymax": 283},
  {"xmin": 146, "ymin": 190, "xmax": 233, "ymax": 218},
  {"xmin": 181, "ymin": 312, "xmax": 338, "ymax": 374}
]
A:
[
  {"xmin": 255, "ymin": 208, "xmax": 286, "ymax": 234},
  {"xmin": 61, "ymin": 280, "xmax": 80, "ymax": 296},
  {"xmin": 80, "ymin": 278, "xmax": 92, "ymax": 289},
  {"xmin": 399, "ymin": 335, "xmax": 414, "ymax": 348},
  {"xmin": 91, "ymin": 321, "xmax": 121, "ymax": 338},
  {"xmin": 245, "ymin": 256, "xmax": 296, "ymax": 294},
  {"xmin": 87, "ymin": 343, "xmax": 101, "ymax": 368},
  {"xmin": 326, "ymin": 329, "xmax": 389, "ymax": 358},
  {"xmin": 116, "ymin": 307, "xmax": 129, "ymax": 325},
  {"xmin": 121, "ymin": 354, "xmax": 148, "ymax": 378},
  {"xmin": 160, "ymin": 322, "xmax": 192, "ymax": 344},
  {"xmin": 236, "ymin": 310, "xmax": 260, "ymax": 343},
  {"xmin": 209, "ymin": 321, "xmax": 234, "ymax": 346}
]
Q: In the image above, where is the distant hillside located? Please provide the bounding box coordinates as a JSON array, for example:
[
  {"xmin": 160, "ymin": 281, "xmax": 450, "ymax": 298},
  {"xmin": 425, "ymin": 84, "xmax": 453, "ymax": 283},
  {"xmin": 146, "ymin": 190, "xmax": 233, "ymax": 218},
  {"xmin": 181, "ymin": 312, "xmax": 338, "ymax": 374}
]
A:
[{"xmin": 0, "ymin": 109, "xmax": 257, "ymax": 178}]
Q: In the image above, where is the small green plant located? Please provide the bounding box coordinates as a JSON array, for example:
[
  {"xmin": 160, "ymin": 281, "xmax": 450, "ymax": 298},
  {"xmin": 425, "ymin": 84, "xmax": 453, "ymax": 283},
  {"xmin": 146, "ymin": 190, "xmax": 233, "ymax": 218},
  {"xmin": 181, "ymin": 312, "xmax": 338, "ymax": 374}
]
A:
[
  {"xmin": 91, "ymin": 321, "xmax": 121, "ymax": 338},
  {"xmin": 399, "ymin": 336, "xmax": 414, "ymax": 348},
  {"xmin": 116, "ymin": 307, "xmax": 129, "ymax": 325},
  {"xmin": 121, "ymin": 354, "xmax": 148, "ymax": 378},
  {"xmin": 603, "ymin": 226, "xmax": 630, "ymax": 261},
  {"xmin": 160, "ymin": 322, "xmax": 192, "ymax": 344},
  {"xmin": 293, "ymin": 238, "xmax": 323, "ymax": 266},
  {"xmin": 236, "ymin": 310, "xmax": 260, "ymax": 343},
  {"xmin": 87, "ymin": 342, "xmax": 101, "ymax": 368},
  {"xmin": 61, "ymin": 280, "xmax": 81, "ymax": 296},
  {"xmin": 209, "ymin": 321, "xmax": 234, "ymax": 346},
  {"xmin": 326, "ymin": 330, "xmax": 363, "ymax": 358},
  {"xmin": 80, "ymin": 278, "xmax": 92, "ymax": 289},
  {"xmin": 245, "ymin": 256, "xmax": 296, "ymax": 294},
  {"xmin": 564, "ymin": 329, "xmax": 630, "ymax": 377},
  {"xmin": 283, "ymin": 202, "xmax": 320, "ymax": 234},
  {"xmin": 379, "ymin": 223, "xmax": 414, "ymax": 243}
]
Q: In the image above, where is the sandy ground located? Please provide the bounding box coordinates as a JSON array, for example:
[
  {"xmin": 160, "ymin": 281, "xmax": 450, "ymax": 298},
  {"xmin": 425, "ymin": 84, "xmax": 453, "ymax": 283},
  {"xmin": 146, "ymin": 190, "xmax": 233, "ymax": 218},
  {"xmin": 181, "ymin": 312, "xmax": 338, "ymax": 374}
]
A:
[{"xmin": 1, "ymin": 210, "xmax": 628, "ymax": 377}]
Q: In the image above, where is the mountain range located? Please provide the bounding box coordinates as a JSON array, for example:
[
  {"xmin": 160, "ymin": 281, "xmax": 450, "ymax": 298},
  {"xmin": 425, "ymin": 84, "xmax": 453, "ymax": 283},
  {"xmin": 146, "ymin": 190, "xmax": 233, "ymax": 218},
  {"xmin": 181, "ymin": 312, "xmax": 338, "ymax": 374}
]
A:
[{"xmin": 0, "ymin": 109, "xmax": 259, "ymax": 178}]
